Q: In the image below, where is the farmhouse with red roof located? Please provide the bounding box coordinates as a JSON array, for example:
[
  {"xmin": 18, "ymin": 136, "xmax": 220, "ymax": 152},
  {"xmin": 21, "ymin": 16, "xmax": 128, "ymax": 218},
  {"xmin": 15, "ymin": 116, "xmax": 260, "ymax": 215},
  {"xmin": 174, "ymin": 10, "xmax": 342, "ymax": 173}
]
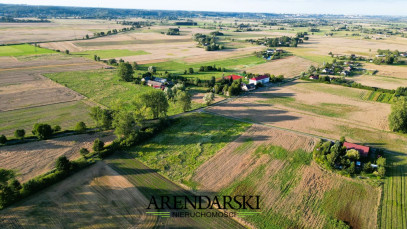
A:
[
  {"xmin": 343, "ymin": 142, "xmax": 370, "ymax": 157},
  {"xmin": 249, "ymin": 75, "xmax": 269, "ymax": 85}
]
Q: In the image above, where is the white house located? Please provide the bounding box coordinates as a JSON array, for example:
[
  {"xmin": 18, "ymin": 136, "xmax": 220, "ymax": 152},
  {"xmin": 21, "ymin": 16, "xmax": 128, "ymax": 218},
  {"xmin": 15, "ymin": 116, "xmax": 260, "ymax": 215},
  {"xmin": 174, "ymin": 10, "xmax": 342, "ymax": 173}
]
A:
[{"xmin": 249, "ymin": 75, "xmax": 270, "ymax": 85}]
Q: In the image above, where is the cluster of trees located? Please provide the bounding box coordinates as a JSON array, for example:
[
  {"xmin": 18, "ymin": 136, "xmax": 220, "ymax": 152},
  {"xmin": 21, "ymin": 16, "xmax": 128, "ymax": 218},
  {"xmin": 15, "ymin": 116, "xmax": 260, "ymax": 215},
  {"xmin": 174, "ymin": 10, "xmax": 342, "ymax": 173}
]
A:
[
  {"xmin": 174, "ymin": 21, "xmax": 197, "ymax": 26},
  {"xmin": 0, "ymin": 121, "xmax": 91, "ymax": 146},
  {"xmin": 119, "ymin": 21, "xmax": 153, "ymax": 27},
  {"xmin": 0, "ymin": 111, "xmax": 171, "ymax": 209},
  {"xmin": 91, "ymin": 27, "xmax": 134, "ymax": 38},
  {"xmin": 0, "ymin": 16, "xmax": 50, "ymax": 23},
  {"xmin": 212, "ymin": 78, "xmax": 242, "ymax": 96},
  {"xmin": 373, "ymin": 49, "xmax": 402, "ymax": 65},
  {"xmin": 165, "ymin": 28, "xmax": 180, "ymax": 35},
  {"xmin": 255, "ymin": 50, "xmax": 291, "ymax": 60},
  {"xmin": 196, "ymin": 65, "xmax": 226, "ymax": 73},
  {"xmin": 0, "ymin": 169, "xmax": 21, "ymax": 208},
  {"xmin": 0, "ymin": 124, "xmax": 63, "ymax": 145},
  {"xmin": 313, "ymin": 138, "xmax": 386, "ymax": 178},
  {"xmin": 194, "ymin": 33, "xmax": 224, "ymax": 51},
  {"xmin": 209, "ymin": 31, "xmax": 224, "ymax": 36},
  {"xmin": 247, "ymin": 35, "xmax": 305, "ymax": 48},
  {"xmin": 389, "ymin": 96, "xmax": 407, "ymax": 133}
]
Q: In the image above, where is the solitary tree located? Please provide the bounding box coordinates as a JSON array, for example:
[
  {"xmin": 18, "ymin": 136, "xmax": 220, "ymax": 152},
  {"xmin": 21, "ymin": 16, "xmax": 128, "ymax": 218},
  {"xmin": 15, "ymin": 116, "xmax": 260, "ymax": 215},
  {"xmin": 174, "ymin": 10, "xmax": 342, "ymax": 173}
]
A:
[
  {"xmin": 176, "ymin": 91, "xmax": 192, "ymax": 112},
  {"xmin": 117, "ymin": 62, "xmax": 134, "ymax": 82},
  {"xmin": 79, "ymin": 148, "xmax": 89, "ymax": 157},
  {"xmin": 131, "ymin": 61, "xmax": 138, "ymax": 70},
  {"xmin": 0, "ymin": 135, "xmax": 6, "ymax": 145},
  {"xmin": 56, "ymin": 156, "xmax": 71, "ymax": 172},
  {"xmin": 140, "ymin": 91, "xmax": 169, "ymax": 119},
  {"xmin": 377, "ymin": 166, "xmax": 386, "ymax": 178},
  {"xmin": 14, "ymin": 129, "xmax": 25, "ymax": 140},
  {"xmin": 74, "ymin": 121, "xmax": 87, "ymax": 133},
  {"xmin": 93, "ymin": 138, "xmax": 104, "ymax": 152},
  {"xmin": 377, "ymin": 157, "xmax": 387, "ymax": 167},
  {"xmin": 389, "ymin": 97, "xmax": 407, "ymax": 133},
  {"xmin": 148, "ymin": 66, "xmax": 156, "ymax": 74},
  {"xmin": 53, "ymin": 125, "xmax": 61, "ymax": 133},
  {"xmin": 112, "ymin": 110, "xmax": 138, "ymax": 138},
  {"xmin": 164, "ymin": 87, "xmax": 174, "ymax": 101},
  {"xmin": 32, "ymin": 123, "xmax": 53, "ymax": 140},
  {"xmin": 203, "ymin": 92, "xmax": 215, "ymax": 105},
  {"xmin": 89, "ymin": 107, "xmax": 113, "ymax": 130},
  {"xmin": 65, "ymin": 50, "xmax": 70, "ymax": 54}
]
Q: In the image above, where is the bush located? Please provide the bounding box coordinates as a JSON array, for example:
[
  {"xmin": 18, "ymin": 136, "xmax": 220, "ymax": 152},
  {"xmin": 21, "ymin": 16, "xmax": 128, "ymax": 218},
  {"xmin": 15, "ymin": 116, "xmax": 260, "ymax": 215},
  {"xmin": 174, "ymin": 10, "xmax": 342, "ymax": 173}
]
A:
[
  {"xmin": 55, "ymin": 156, "xmax": 71, "ymax": 172},
  {"xmin": 53, "ymin": 125, "xmax": 61, "ymax": 133},
  {"xmin": 32, "ymin": 123, "xmax": 53, "ymax": 140},
  {"xmin": 79, "ymin": 148, "xmax": 90, "ymax": 157},
  {"xmin": 14, "ymin": 129, "xmax": 25, "ymax": 139},
  {"xmin": 74, "ymin": 121, "xmax": 87, "ymax": 133},
  {"xmin": 93, "ymin": 138, "xmax": 104, "ymax": 152},
  {"xmin": 0, "ymin": 135, "xmax": 7, "ymax": 144}
]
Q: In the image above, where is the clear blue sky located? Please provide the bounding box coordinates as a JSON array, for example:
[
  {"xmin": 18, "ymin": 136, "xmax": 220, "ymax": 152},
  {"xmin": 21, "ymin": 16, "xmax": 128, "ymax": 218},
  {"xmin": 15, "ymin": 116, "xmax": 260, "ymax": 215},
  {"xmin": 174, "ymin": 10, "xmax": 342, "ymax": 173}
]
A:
[{"xmin": 1, "ymin": 0, "xmax": 406, "ymax": 16}]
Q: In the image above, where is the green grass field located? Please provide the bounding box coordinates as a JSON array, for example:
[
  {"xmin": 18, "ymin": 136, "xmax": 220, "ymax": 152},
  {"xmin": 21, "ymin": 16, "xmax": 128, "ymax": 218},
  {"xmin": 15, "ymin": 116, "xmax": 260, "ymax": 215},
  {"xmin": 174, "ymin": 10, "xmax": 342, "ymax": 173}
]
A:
[
  {"xmin": 106, "ymin": 153, "xmax": 246, "ymax": 228},
  {"xmin": 125, "ymin": 113, "xmax": 251, "ymax": 187},
  {"xmin": 72, "ymin": 49, "xmax": 150, "ymax": 59},
  {"xmin": 379, "ymin": 153, "xmax": 407, "ymax": 229},
  {"xmin": 140, "ymin": 55, "xmax": 266, "ymax": 74},
  {"xmin": 259, "ymin": 94, "xmax": 358, "ymax": 118},
  {"xmin": 0, "ymin": 44, "xmax": 55, "ymax": 56},
  {"xmin": 0, "ymin": 101, "xmax": 94, "ymax": 137},
  {"xmin": 44, "ymin": 69, "xmax": 203, "ymax": 116},
  {"xmin": 218, "ymin": 144, "xmax": 379, "ymax": 229}
]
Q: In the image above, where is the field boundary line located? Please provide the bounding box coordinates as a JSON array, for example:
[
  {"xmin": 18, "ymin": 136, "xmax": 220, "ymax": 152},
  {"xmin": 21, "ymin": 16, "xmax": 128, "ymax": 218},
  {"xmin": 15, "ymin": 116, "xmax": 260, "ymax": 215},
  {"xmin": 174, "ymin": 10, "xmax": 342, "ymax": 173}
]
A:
[
  {"xmin": 0, "ymin": 62, "xmax": 104, "ymax": 72},
  {"xmin": 0, "ymin": 99, "xmax": 83, "ymax": 112}
]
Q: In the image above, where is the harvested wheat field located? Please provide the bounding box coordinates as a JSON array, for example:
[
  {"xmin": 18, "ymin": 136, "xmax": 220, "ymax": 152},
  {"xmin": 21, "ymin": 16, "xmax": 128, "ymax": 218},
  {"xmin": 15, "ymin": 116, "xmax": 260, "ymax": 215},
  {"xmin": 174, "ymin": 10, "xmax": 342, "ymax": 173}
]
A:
[
  {"xmin": 244, "ymin": 56, "xmax": 315, "ymax": 78},
  {"xmin": 348, "ymin": 74, "xmax": 407, "ymax": 90},
  {"xmin": 0, "ymin": 20, "xmax": 126, "ymax": 44},
  {"xmin": 363, "ymin": 63, "xmax": 407, "ymax": 79},
  {"xmin": 0, "ymin": 132, "xmax": 116, "ymax": 183},
  {"xmin": 193, "ymin": 125, "xmax": 380, "ymax": 229},
  {"xmin": 0, "ymin": 54, "xmax": 105, "ymax": 135},
  {"xmin": 206, "ymin": 81, "xmax": 407, "ymax": 153},
  {"xmin": 299, "ymin": 36, "xmax": 407, "ymax": 57},
  {"xmin": 0, "ymin": 162, "xmax": 156, "ymax": 228},
  {"xmin": 42, "ymin": 31, "xmax": 263, "ymax": 65}
]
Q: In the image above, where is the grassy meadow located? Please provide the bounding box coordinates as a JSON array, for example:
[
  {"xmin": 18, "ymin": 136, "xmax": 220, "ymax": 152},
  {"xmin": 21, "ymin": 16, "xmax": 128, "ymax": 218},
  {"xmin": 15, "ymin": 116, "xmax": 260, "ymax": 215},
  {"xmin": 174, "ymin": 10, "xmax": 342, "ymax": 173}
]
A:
[
  {"xmin": 72, "ymin": 49, "xmax": 150, "ymax": 59},
  {"xmin": 0, "ymin": 101, "xmax": 95, "ymax": 137},
  {"xmin": 0, "ymin": 44, "xmax": 55, "ymax": 56},
  {"xmin": 124, "ymin": 113, "xmax": 251, "ymax": 187},
  {"xmin": 44, "ymin": 69, "xmax": 204, "ymax": 116}
]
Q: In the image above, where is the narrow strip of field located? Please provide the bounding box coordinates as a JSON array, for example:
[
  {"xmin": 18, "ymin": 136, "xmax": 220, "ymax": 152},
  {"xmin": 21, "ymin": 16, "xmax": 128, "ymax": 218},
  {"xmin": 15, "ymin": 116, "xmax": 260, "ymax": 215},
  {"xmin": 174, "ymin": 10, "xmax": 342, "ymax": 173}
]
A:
[
  {"xmin": 0, "ymin": 44, "xmax": 55, "ymax": 57},
  {"xmin": 106, "ymin": 153, "xmax": 246, "ymax": 228},
  {"xmin": 0, "ymin": 162, "xmax": 158, "ymax": 228},
  {"xmin": 72, "ymin": 49, "xmax": 150, "ymax": 59},
  {"xmin": 0, "ymin": 62, "xmax": 103, "ymax": 72}
]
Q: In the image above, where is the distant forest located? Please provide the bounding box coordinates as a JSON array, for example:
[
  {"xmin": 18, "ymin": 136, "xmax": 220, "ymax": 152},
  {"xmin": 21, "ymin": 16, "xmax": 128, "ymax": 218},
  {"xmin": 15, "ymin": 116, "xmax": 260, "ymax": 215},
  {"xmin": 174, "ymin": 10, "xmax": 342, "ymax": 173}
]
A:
[{"xmin": 0, "ymin": 4, "xmax": 280, "ymax": 20}]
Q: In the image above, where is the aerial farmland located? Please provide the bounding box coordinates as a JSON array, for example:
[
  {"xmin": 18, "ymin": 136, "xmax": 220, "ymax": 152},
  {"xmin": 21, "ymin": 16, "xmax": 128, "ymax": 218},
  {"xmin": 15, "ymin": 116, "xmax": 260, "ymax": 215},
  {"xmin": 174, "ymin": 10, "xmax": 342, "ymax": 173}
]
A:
[{"xmin": 1, "ymin": 2, "xmax": 407, "ymax": 229}]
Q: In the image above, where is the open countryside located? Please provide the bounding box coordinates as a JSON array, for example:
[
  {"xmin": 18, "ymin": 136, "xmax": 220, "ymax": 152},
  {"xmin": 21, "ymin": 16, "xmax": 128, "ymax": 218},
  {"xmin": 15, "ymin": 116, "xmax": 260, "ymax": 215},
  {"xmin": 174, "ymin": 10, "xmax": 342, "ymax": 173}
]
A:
[{"xmin": 1, "ymin": 2, "xmax": 407, "ymax": 229}]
